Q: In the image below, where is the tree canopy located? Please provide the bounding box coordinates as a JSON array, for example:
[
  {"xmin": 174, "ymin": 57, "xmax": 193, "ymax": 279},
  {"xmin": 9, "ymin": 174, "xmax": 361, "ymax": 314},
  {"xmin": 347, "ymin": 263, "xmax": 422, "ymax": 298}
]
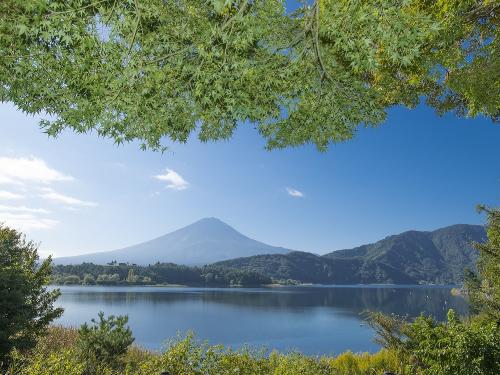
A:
[{"xmin": 1, "ymin": 0, "xmax": 498, "ymax": 150}]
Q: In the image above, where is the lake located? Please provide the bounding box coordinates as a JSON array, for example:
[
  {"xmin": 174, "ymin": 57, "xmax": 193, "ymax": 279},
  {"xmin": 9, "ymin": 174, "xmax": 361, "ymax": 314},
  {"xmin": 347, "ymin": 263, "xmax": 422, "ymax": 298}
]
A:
[{"xmin": 53, "ymin": 285, "xmax": 468, "ymax": 355}]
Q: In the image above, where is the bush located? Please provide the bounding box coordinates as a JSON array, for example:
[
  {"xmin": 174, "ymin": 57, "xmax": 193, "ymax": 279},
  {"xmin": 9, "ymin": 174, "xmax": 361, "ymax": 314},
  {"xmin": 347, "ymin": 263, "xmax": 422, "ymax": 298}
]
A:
[
  {"xmin": 369, "ymin": 310, "xmax": 499, "ymax": 375},
  {"xmin": 9, "ymin": 328, "xmax": 406, "ymax": 375},
  {"xmin": 404, "ymin": 311, "xmax": 499, "ymax": 375},
  {"xmin": 77, "ymin": 312, "xmax": 134, "ymax": 367}
]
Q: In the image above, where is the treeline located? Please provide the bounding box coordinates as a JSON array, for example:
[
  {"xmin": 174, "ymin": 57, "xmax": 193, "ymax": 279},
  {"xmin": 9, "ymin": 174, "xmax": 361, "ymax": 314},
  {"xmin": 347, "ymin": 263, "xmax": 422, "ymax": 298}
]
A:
[{"xmin": 51, "ymin": 262, "xmax": 272, "ymax": 287}]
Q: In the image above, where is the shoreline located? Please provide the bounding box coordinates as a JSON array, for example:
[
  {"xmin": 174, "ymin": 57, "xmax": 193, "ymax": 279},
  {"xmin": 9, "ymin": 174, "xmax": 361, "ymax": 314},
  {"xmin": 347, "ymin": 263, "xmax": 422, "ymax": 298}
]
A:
[{"xmin": 49, "ymin": 283, "xmax": 463, "ymax": 289}]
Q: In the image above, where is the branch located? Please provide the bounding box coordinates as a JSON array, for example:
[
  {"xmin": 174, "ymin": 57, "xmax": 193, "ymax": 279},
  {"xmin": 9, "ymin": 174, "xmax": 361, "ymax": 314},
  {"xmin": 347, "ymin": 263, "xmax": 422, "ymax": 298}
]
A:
[
  {"xmin": 221, "ymin": 0, "xmax": 248, "ymax": 31},
  {"xmin": 104, "ymin": 0, "xmax": 119, "ymax": 24},
  {"xmin": 127, "ymin": 0, "xmax": 141, "ymax": 57},
  {"xmin": 466, "ymin": 3, "xmax": 500, "ymax": 21},
  {"xmin": 48, "ymin": 0, "xmax": 108, "ymax": 16},
  {"xmin": 312, "ymin": 2, "xmax": 330, "ymax": 82},
  {"xmin": 148, "ymin": 47, "xmax": 192, "ymax": 65}
]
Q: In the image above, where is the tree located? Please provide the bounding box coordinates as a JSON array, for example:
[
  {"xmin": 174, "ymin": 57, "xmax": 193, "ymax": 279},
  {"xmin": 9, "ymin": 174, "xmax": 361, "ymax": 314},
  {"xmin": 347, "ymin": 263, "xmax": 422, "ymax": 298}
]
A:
[
  {"xmin": 96, "ymin": 273, "xmax": 121, "ymax": 285},
  {"xmin": 64, "ymin": 275, "xmax": 81, "ymax": 285},
  {"xmin": 465, "ymin": 205, "xmax": 500, "ymax": 321},
  {"xmin": 77, "ymin": 312, "xmax": 134, "ymax": 366},
  {"xmin": 1, "ymin": 0, "xmax": 497, "ymax": 151},
  {"xmin": 126, "ymin": 268, "xmax": 138, "ymax": 283},
  {"xmin": 83, "ymin": 273, "xmax": 96, "ymax": 285},
  {"xmin": 0, "ymin": 224, "xmax": 63, "ymax": 366}
]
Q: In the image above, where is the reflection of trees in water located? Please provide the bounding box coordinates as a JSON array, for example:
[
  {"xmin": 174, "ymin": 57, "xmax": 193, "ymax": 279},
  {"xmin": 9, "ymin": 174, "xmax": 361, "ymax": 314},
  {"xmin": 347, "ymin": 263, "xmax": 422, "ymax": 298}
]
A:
[
  {"xmin": 60, "ymin": 287, "xmax": 468, "ymax": 322},
  {"xmin": 318, "ymin": 287, "xmax": 468, "ymax": 320}
]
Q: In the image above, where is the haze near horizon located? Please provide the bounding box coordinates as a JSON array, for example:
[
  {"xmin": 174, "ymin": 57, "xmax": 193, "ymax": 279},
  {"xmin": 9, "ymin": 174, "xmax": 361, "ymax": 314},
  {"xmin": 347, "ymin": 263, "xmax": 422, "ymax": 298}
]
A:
[{"xmin": 0, "ymin": 102, "xmax": 498, "ymax": 259}]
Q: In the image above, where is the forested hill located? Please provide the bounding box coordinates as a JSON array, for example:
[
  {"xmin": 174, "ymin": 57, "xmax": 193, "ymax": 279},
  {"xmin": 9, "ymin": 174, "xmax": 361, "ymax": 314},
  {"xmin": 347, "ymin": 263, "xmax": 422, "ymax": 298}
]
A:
[
  {"xmin": 216, "ymin": 224, "xmax": 486, "ymax": 285},
  {"xmin": 215, "ymin": 251, "xmax": 416, "ymax": 284},
  {"xmin": 324, "ymin": 224, "xmax": 486, "ymax": 284},
  {"xmin": 54, "ymin": 224, "xmax": 486, "ymax": 286}
]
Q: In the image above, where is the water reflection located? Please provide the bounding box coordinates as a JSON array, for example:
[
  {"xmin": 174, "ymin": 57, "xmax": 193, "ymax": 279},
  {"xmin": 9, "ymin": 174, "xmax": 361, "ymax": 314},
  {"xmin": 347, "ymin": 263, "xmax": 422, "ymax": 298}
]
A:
[{"xmin": 54, "ymin": 285, "xmax": 467, "ymax": 355}]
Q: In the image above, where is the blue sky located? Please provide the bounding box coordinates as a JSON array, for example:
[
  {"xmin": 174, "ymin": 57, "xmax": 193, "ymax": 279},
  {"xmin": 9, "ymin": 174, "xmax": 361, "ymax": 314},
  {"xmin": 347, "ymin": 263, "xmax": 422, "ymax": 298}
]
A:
[{"xmin": 0, "ymin": 100, "xmax": 498, "ymax": 258}]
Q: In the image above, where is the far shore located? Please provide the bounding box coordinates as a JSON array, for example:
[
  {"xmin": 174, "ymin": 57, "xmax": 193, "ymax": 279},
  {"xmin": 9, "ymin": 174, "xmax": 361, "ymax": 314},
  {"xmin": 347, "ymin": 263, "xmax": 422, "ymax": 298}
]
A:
[{"xmin": 50, "ymin": 283, "xmax": 462, "ymax": 288}]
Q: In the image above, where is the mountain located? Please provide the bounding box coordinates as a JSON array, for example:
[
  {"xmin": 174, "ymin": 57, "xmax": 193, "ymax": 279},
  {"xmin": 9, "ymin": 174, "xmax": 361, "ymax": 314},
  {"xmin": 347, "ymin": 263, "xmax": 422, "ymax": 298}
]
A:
[
  {"xmin": 324, "ymin": 224, "xmax": 486, "ymax": 284},
  {"xmin": 217, "ymin": 224, "xmax": 486, "ymax": 284},
  {"xmin": 56, "ymin": 221, "xmax": 486, "ymax": 284},
  {"xmin": 54, "ymin": 218, "xmax": 291, "ymax": 266}
]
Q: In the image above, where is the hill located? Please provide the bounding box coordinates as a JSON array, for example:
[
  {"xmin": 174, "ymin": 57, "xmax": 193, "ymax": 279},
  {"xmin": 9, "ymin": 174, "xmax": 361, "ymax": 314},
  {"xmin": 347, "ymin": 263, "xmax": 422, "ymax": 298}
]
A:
[
  {"xmin": 54, "ymin": 218, "xmax": 291, "ymax": 266},
  {"xmin": 216, "ymin": 224, "xmax": 486, "ymax": 284},
  {"xmin": 215, "ymin": 251, "xmax": 415, "ymax": 284},
  {"xmin": 324, "ymin": 224, "xmax": 486, "ymax": 284}
]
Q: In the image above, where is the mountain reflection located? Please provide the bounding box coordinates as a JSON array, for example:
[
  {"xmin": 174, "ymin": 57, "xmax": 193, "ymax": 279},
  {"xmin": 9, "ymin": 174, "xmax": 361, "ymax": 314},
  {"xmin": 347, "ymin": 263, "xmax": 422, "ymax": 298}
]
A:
[{"xmin": 57, "ymin": 285, "xmax": 467, "ymax": 322}]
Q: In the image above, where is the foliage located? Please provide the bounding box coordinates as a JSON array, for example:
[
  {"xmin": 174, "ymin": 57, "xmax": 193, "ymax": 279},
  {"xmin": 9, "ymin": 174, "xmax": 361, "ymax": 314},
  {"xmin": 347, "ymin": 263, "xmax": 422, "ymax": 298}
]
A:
[
  {"xmin": 0, "ymin": 224, "xmax": 63, "ymax": 367},
  {"xmin": 126, "ymin": 269, "xmax": 138, "ymax": 283},
  {"xmin": 465, "ymin": 205, "xmax": 500, "ymax": 321},
  {"xmin": 368, "ymin": 205, "xmax": 500, "ymax": 375},
  {"xmin": 37, "ymin": 326, "xmax": 79, "ymax": 352},
  {"xmin": 96, "ymin": 273, "xmax": 122, "ymax": 285},
  {"xmin": 9, "ymin": 327, "xmax": 407, "ymax": 374},
  {"xmin": 63, "ymin": 275, "xmax": 81, "ymax": 285},
  {"xmin": 77, "ymin": 312, "xmax": 134, "ymax": 368},
  {"xmin": 51, "ymin": 262, "xmax": 272, "ymax": 286},
  {"xmin": 369, "ymin": 310, "xmax": 499, "ymax": 375},
  {"xmin": 1, "ymin": 0, "xmax": 498, "ymax": 151},
  {"xmin": 82, "ymin": 273, "xmax": 96, "ymax": 285}
]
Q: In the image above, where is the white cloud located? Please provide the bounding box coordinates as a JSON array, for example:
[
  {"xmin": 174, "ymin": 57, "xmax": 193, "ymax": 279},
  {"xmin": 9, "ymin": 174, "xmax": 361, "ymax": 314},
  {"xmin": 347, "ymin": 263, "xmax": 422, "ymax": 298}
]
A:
[
  {"xmin": 154, "ymin": 168, "xmax": 189, "ymax": 191},
  {"xmin": 0, "ymin": 190, "xmax": 23, "ymax": 200},
  {"xmin": 38, "ymin": 188, "xmax": 98, "ymax": 207},
  {"xmin": 0, "ymin": 155, "xmax": 97, "ymax": 232},
  {"xmin": 0, "ymin": 212, "xmax": 59, "ymax": 231},
  {"xmin": 0, "ymin": 205, "xmax": 50, "ymax": 214},
  {"xmin": 286, "ymin": 187, "xmax": 304, "ymax": 198},
  {"xmin": 0, "ymin": 156, "xmax": 73, "ymax": 185}
]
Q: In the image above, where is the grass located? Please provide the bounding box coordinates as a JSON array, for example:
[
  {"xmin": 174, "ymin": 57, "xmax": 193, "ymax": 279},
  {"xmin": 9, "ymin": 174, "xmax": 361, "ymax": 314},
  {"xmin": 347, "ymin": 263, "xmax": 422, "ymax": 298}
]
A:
[{"xmin": 6, "ymin": 326, "xmax": 408, "ymax": 375}]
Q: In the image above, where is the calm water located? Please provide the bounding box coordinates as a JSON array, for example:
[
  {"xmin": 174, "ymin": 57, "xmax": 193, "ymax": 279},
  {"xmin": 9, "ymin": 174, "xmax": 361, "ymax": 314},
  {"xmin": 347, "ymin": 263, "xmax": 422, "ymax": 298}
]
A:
[{"xmin": 53, "ymin": 285, "xmax": 468, "ymax": 355}]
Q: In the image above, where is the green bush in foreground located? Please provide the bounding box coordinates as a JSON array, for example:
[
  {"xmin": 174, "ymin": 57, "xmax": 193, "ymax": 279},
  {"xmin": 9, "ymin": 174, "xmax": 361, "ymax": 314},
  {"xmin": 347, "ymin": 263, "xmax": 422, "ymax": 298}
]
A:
[
  {"xmin": 369, "ymin": 310, "xmax": 499, "ymax": 375},
  {"xmin": 77, "ymin": 312, "xmax": 134, "ymax": 372},
  {"xmin": 7, "ymin": 326, "xmax": 405, "ymax": 375}
]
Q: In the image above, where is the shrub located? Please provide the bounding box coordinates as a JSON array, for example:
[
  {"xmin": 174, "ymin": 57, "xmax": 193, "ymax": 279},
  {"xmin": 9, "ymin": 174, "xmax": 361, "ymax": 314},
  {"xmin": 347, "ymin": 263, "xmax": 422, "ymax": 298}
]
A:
[
  {"xmin": 37, "ymin": 326, "xmax": 79, "ymax": 353},
  {"xmin": 77, "ymin": 312, "xmax": 134, "ymax": 366},
  {"xmin": 9, "ymin": 328, "xmax": 407, "ymax": 375},
  {"xmin": 324, "ymin": 349, "xmax": 404, "ymax": 375},
  {"xmin": 10, "ymin": 348, "xmax": 87, "ymax": 375},
  {"xmin": 369, "ymin": 310, "xmax": 500, "ymax": 375}
]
